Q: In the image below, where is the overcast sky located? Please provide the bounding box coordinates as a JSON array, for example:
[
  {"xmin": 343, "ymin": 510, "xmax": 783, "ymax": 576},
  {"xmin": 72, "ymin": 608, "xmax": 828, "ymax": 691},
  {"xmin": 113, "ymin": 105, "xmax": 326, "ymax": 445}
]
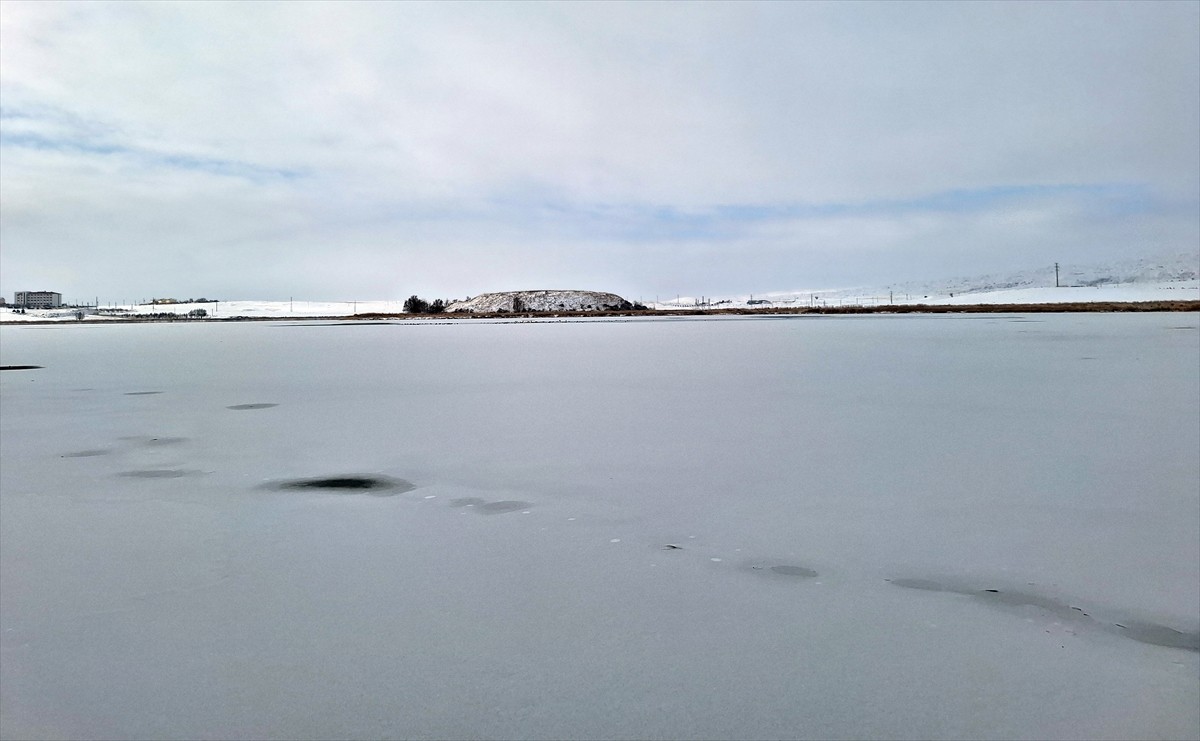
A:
[{"xmin": 1, "ymin": 1, "xmax": 1197, "ymax": 302}]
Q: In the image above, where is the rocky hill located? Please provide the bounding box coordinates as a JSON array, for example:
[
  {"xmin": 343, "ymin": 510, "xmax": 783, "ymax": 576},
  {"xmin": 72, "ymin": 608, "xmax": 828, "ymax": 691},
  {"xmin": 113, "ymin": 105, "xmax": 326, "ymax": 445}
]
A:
[{"xmin": 446, "ymin": 290, "xmax": 633, "ymax": 313}]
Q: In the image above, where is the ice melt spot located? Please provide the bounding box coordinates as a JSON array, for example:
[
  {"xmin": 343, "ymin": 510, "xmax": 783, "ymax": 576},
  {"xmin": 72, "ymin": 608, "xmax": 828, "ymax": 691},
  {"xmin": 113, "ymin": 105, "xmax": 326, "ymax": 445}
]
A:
[
  {"xmin": 119, "ymin": 469, "xmax": 189, "ymax": 479},
  {"xmin": 477, "ymin": 498, "xmax": 530, "ymax": 510},
  {"xmin": 226, "ymin": 403, "xmax": 278, "ymax": 410},
  {"xmin": 124, "ymin": 391, "xmax": 163, "ymax": 396},
  {"xmin": 449, "ymin": 497, "xmax": 531, "ymax": 514},
  {"xmin": 1111, "ymin": 621, "xmax": 1200, "ymax": 651},
  {"xmin": 271, "ymin": 475, "xmax": 416, "ymax": 496},
  {"xmin": 120, "ymin": 436, "xmax": 188, "ymax": 447},
  {"xmin": 888, "ymin": 577, "xmax": 1200, "ymax": 652},
  {"xmin": 770, "ymin": 565, "xmax": 818, "ymax": 577},
  {"xmin": 62, "ymin": 449, "xmax": 110, "ymax": 458},
  {"xmin": 888, "ymin": 578, "xmax": 948, "ymax": 592}
]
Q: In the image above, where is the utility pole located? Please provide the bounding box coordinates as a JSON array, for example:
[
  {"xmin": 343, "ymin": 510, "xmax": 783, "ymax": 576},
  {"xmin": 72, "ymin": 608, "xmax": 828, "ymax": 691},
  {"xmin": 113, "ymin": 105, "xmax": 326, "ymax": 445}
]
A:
[{"xmin": 1055, "ymin": 262, "xmax": 1060, "ymax": 288}]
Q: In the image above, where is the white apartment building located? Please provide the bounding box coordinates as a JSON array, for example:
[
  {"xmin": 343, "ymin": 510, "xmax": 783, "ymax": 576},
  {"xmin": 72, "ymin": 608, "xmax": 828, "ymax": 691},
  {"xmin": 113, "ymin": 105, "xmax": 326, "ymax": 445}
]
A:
[{"xmin": 14, "ymin": 291, "xmax": 63, "ymax": 309}]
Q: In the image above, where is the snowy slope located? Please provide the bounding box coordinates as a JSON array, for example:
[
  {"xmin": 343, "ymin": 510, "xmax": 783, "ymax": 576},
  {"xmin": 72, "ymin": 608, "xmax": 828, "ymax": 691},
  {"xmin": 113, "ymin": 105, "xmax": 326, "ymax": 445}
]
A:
[{"xmin": 656, "ymin": 252, "xmax": 1200, "ymax": 309}]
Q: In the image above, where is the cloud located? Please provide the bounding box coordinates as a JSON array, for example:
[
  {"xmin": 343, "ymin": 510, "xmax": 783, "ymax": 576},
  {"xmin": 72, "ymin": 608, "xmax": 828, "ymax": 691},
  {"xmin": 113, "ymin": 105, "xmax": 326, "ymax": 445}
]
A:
[{"xmin": 1, "ymin": 1, "xmax": 1196, "ymax": 300}]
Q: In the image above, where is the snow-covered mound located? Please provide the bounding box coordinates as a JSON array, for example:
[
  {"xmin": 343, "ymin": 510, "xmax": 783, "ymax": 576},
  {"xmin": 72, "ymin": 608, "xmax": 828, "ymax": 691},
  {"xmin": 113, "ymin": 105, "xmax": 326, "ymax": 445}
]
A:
[{"xmin": 446, "ymin": 290, "xmax": 632, "ymax": 313}]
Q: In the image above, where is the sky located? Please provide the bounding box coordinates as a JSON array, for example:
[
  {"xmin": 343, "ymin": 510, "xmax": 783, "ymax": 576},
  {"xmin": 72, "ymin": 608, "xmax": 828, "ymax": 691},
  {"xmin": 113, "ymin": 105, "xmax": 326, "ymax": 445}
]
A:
[{"xmin": 1, "ymin": 1, "xmax": 1197, "ymax": 303}]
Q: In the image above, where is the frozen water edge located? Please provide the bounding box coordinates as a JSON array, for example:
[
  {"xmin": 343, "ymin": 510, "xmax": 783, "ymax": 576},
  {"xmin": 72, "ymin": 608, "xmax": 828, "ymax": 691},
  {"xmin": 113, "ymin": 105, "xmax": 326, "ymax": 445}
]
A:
[{"xmin": 1, "ymin": 314, "xmax": 1198, "ymax": 740}]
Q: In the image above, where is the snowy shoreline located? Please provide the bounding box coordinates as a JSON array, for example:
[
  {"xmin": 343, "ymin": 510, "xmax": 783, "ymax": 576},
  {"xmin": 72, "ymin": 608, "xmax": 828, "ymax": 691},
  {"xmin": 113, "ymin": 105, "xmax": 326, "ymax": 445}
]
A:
[{"xmin": 2, "ymin": 283, "xmax": 1198, "ymax": 325}]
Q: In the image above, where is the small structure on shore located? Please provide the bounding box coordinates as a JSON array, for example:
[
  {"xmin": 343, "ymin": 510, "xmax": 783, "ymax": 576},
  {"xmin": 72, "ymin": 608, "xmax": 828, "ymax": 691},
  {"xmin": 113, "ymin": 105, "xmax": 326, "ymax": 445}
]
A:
[{"xmin": 14, "ymin": 291, "xmax": 62, "ymax": 309}]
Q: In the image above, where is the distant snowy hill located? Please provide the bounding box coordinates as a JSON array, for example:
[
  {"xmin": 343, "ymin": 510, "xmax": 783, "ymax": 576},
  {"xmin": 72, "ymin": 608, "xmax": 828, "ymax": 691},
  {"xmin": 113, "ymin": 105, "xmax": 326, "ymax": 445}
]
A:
[
  {"xmin": 655, "ymin": 252, "xmax": 1200, "ymax": 309},
  {"xmin": 895, "ymin": 252, "xmax": 1199, "ymax": 298}
]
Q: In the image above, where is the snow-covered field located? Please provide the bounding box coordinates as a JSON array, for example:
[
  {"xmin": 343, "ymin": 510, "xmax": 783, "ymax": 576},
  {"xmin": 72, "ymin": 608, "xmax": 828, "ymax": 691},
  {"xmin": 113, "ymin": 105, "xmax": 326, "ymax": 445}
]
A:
[
  {"xmin": 2, "ymin": 315, "xmax": 1198, "ymax": 740},
  {"xmin": 0, "ymin": 299, "xmax": 408, "ymax": 322},
  {"xmin": 2, "ymin": 280, "xmax": 1195, "ymax": 322},
  {"xmin": 653, "ymin": 279, "xmax": 1200, "ymax": 310},
  {"xmin": 3, "ymin": 271, "xmax": 1197, "ymax": 323}
]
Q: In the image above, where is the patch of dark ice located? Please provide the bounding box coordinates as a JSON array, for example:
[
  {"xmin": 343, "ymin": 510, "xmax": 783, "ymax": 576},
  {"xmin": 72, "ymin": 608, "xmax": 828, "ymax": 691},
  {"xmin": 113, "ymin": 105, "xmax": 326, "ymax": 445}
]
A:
[
  {"xmin": 887, "ymin": 578, "xmax": 1199, "ymax": 652},
  {"xmin": 269, "ymin": 475, "xmax": 416, "ymax": 496},
  {"xmin": 120, "ymin": 436, "xmax": 188, "ymax": 446},
  {"xmin": 744, "ymin": 560, "xmax": 820, "ymax": 579},
  {"xmin": 478, "ymin": 500, "xmax": 533, "ymax": 514},
  {"xmin": 447, "ymin": 497, "xmax": 532, "ymax": 514},
  {"xmin": 119, "ymin": 469, "xmax": 190, "ymax": 479},
  {"xmin": 769, "ymin": 565, "xmax": 819, "ymax": 577}
]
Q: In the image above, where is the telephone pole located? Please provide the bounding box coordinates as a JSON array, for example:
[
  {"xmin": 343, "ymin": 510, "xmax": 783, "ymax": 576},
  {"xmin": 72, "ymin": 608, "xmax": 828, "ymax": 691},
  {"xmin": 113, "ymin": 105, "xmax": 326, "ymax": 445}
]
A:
[{"xmin": 1054, "ymin": 262, "xmax": 1060, "ymax": 288}]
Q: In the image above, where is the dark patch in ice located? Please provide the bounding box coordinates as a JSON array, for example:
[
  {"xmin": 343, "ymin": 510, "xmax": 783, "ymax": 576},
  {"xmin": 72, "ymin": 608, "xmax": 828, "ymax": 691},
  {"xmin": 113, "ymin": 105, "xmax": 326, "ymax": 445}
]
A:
[
  {"xmin": 448, "ymin": 497, "xmax": 532, "ymax": 514},
  {"xmin": 745, "ymin": 561, "xmax": 820, "ymax": 580},
  {"xmin": 124, "ymin": 391, "xmax": 163, "ymax": 396},
  {"xmin": 120, "ymin": 436, "xmax": 188, "ymax": 447},
  {"xmin": 975, "ymin": 588, "xmax": 1088, "ymax": 622},
  {"xmin": 478, "ymin": 500, "xmax": 532, "ymax": 515},
  {"xmin": 1112, "ymin": 621, "xmax": 1200, "ymax": 651},
  {"xmin": 0, "ymin": 365, "xmax": 42, "ymax": 371},
  {"xmin": 770, "ymin": 565, "xmax": 819, "ymax": 577},
  {"xmin": 119, "ymin": 469, "xmax": 189, "ymax": 479},
  {"xmin": 271, "ymin": 475, "xmax": 416, "ymax": 496},
  {"xmin": 62, "ymin": 449, "xmax": 110, "ymax": 458},
  {"xmin": 226, "ymin": 403, "xmax": 279, "ymax": 410},
  {"xmin": 888, "ymin": 578, "xmax": 948, "ymax": 591},
  {"xmin": 1168, "ymin": 326, "xmax": 1197, "ymax": 331},
  {"xmin": 662, "ymin": 544, "xmax": 683, "ymax": 550},
  {"xmin": 887, "ymin": 578, "xmax": 1199, "ymax": 652}
]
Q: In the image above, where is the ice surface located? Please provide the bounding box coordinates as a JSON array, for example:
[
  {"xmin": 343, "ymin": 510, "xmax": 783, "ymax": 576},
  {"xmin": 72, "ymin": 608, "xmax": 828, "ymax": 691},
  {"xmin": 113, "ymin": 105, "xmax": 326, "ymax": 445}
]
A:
[{"xmin": 2, "ymin": 314, "xmax": 1198, "ymax": 740}]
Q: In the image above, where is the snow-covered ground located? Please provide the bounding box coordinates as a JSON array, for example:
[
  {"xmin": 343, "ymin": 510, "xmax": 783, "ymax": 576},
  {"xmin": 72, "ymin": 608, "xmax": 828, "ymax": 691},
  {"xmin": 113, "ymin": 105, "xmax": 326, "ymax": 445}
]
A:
[
  {"xmin": 0, "ymin": 299, "xmax": 408, "ymax": 322},
  {"xmin": 653, "ymin": 253, "xmax": 1200, "ymax": 310},
  {"xmin": 915, "ymin": 280, "xmax": 1200, "ymax": 305},
  {"xmin": 652, "ymin": 279, "xmax": 1200, "ymax": 309},
  {"xmin": 3, "ymin": 279, "xmax": 1196, "ymax": 323},
  {"xmin": 2, "ymin": 315, "xmax": 1197, "ymax": 740},
  {"xmin": 4, "ymin": 255, "xmax": 1197, "ymax": 322}
]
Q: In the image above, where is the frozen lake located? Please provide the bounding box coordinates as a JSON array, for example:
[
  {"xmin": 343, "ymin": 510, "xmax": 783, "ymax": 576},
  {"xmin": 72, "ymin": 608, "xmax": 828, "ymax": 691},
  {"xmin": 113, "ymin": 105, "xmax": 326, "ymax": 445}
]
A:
[{"xmin": 2, "ymin": 313, "xmax": 1198, "ymax": 740}]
